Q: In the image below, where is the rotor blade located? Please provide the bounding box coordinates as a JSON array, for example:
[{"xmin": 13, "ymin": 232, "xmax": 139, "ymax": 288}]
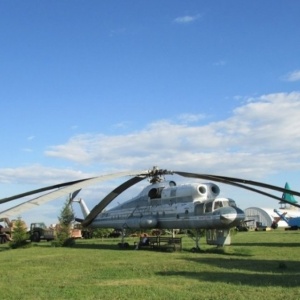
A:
[
  {"xmin": 0, "ymin": 178, "xmax": 91, "ymax": 205},
  {"xmin": 211, "ymin": 174, "xmax": 300, "ymax": 197},
  {"xmin": 82, "ymin": 175, "xmax": 147, "ymax": 227},
  {"xmin": 175, "ymin": 171, "xmax": 300, "ymax": 197},
  {"xmin": 211, "ymin": 178, "xmax": 300, "ymax": 208},
  {"xmin": 0, "ymin": 170, "xmax": 147, "ymax": 219},
  {"xmin": 68, "ymin": 189, "xmax": 82, "ymax": 205}
]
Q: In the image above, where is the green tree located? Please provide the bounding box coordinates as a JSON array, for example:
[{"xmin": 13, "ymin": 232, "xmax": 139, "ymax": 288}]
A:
[
  {"xmin": 54, "ymin": 199, "xmax": 75, "ymax": 247},
  {"xmin": 9, "ymin": 218, "xmax": 30, "ymax": 249}
]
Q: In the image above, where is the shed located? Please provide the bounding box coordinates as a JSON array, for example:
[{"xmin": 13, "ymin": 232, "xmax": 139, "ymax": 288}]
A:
[{"xmin": 244, "ymin": 207, "xmax": 300, "ymax": 229}]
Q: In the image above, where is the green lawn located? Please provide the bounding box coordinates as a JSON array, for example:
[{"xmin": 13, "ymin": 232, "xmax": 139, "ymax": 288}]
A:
[{"xmin": 1, "ymin": 230, "xmax": 300, "ymax": 300}]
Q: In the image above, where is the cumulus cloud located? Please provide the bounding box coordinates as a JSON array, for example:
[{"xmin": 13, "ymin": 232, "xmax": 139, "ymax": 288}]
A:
[
  {"xmin": 0, "ymin": 165, "xmax": 92, "ymax": 185},
  {"xmin": 44, "ymin": 92, "xmax": 300, "ymax": 179},
  {"xmin": 178, "ymin": 113, "xmax": 206, "ymax": 123},
  {"xmin": 282, "ymin": 70, "xmax": 300, "ymax": 82},
  {"xmin": 2, "ymin": 92, "xmax": 300, "ymax": 222}
]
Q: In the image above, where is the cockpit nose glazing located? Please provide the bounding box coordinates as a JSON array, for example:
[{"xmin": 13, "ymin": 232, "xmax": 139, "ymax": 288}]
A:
[{"xmin": 219, "ymin": 206, "xmax": 245, "ymax": 226}]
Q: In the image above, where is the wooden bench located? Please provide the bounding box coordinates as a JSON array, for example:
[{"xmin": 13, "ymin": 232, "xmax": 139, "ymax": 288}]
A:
[{"xmin": 138, "ymin": 236, "xmax": 182, "ymax": 252}]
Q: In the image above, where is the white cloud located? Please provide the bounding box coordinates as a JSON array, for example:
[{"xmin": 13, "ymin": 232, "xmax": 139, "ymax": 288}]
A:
[
  {"xmin": 174, "ymin": 14, "xmax": 201, "ymax": 24},
  {"xmin": 43, "ymin": 92, "xmax": 300, "ymax": 178},
  {"xmin": 178, "ymin": 113, "xmax": 206, "ymax": 123},
  {"xmin": 112, "ymin": 121, "xmax": 131, "ymax": 129},
  {"xmin": 2, "ymin": 92, "xmax": 300, "ymax": 223},
  {"xmin": 282, "ymin": 70, "xmax": 300, "ymax": 82},
  {"xmin": 0, "ymin": 164, "xmax": 92, "ymax": 185}
]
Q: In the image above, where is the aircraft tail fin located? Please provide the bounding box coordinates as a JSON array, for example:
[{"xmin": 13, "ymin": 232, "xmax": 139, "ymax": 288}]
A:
[{"xmin": 281, "ymin": 182, "xmax": 298, "ymax": 205}]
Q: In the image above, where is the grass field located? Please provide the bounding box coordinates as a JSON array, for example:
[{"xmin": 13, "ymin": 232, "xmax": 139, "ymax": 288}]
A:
[{"xmin": 1, "ymin": 230, "xmax": 300, "ymax": 300}]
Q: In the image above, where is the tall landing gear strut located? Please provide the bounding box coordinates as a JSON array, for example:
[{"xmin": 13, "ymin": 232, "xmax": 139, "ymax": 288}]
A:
[{"xmin": 190, "ymin": 229, "xmax": 202, "ymax": 253}]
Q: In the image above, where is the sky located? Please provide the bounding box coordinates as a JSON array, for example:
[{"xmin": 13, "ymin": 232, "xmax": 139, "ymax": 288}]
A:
[{"xmin": 1, "ymin": 1, "xmax": 300, "ymax": 225}]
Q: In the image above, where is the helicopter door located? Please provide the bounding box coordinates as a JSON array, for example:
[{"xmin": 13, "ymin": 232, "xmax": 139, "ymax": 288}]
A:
[
  {"xmin": 194, "ymin": 203, "xmax": 204, "ymax": 215},
  {"xmin": 204, "ymin": 201, "xmax": 213, "ymax": 213}
]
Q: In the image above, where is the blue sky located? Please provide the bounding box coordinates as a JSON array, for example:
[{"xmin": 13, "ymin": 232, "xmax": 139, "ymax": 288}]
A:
[{"xmin": 1, "ymin": 1, "xmax": 300, "ymax": 225}]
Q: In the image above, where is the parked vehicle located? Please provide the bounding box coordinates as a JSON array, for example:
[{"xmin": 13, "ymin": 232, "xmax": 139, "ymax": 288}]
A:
[
  {"xmin": 273, "ymin": 209, "xmax": 300, "ymax": 230},
  {"xmin": 29, "ymin": 222, "xmax": 55, "ymax": 242},
  {"xmin": 0, "ymin": 218, "xmax": 27, "ymax": 242}
]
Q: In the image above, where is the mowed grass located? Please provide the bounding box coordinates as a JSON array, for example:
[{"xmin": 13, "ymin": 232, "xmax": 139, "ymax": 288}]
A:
[{"xmin": 1, "ymin": 230, "xmax": 300, "ymax": 300}]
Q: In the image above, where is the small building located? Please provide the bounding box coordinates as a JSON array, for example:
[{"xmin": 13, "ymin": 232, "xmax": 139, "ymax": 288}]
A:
[{"xmin": 244, "ymin": 206, "xmax": 300, "ymax": 229}]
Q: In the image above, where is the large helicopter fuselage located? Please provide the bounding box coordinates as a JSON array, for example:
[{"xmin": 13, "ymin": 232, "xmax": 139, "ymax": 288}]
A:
[{"xmin": 91, "ymin": 181, "xmax": 245, "ymax": 230}]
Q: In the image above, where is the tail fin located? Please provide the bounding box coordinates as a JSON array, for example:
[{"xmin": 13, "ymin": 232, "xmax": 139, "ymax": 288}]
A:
[{"xmin": 281, "ymin": 182, "xmax": 298, "ymax": 205}]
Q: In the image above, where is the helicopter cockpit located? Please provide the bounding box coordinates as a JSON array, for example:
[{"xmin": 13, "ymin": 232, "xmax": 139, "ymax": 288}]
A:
[
  {"xmin": 213, "ymin": 198, "xmax": 237, "ymax": 210},
  {"xmin": 194, "ymin": 198, "xmax": 238, "ymax": 215}
]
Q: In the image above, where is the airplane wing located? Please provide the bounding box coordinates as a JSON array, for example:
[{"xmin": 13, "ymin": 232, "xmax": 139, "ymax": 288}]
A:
[{"xmin": 0, "ymin": 170, "xmax": 147, "ymax": 219}]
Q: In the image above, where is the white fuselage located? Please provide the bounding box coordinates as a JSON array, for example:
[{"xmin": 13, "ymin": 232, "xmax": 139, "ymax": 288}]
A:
[{"xmin": 90, "ymin": 180, "xmax": 245, "ymax": 231}]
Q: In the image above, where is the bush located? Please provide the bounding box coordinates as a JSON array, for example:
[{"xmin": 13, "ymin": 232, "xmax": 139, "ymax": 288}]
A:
[
  {"xmin": 9, "ymin": 218, "xmax": 30, "ymax": 249},
  {"xmin": 54, "ymin": 199, "xmax": 76, "ymax": 247}
]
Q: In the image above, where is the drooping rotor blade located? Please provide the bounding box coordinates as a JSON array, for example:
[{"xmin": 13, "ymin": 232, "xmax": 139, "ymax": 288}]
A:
[
  {"xmin": 82, "ymin": 175, "xmax": 147, "ymax": 227},
  {"xmin": 211, "ymin": 174, "xmax": 300, "ymax": 198},
  {"xmin": 0, "ymin": 178, "xmax": 91, "ymax": 205},
  {"xmin": 174, "ymin": 171, "xmax": 300, "ymax": 207},
  {"xmin": 0, "ymin": 170, "xmax": 147, "ymax": 219},
  {"xmin": 211, "ymin": 177, "xmax": 300, "ymax": 208},
  {"xmin": 174, "ymin": 171, "xmax": 300, "ymax": 198}
]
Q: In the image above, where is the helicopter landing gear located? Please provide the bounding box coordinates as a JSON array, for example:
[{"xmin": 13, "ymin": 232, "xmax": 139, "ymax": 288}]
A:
[
  {"xmin": 117, "ymin": 227, "xmax": 130, "ymax": 249},
  {"xmin": 190, "ymin": 229, "xmax": 202, "ymax": 252}
]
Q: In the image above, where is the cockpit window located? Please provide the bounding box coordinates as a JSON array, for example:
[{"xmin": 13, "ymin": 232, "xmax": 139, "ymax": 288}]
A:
[
  {"xmin": 214, "ymin": 201, "xmax": 223, "ymax": 210},
  {"xmin": 229, "ymin": 199, "xmax": 237, "ymax": 207}
]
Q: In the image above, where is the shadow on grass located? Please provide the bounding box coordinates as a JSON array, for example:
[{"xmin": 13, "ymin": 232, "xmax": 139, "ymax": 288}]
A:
[
  {"xmin": 28, "ymin": 241, "xmax": 254, "ymax": 255},
  {"xmin": 28, "ymin": 239, "xmax": 137, "ymax": 251},
  {"xmin": 157, "ymin": 268, "xmax": 300, "ymax": 287},
  {"xmin": 186, "ymin": 256, "xmax": 300, "ymax": 272},
  {"xmin": 233, "ymin": 242, "xmax": 300, "ymax": 247},
  {"xmin": 17, "ymin": 239, "xmax": 184, "ymax": 252},
  {"xmin": 0, "ymin": 245, "xmax": 10, "ymax": 252},
  {"xmin": 158, "ymin": 257, "xmax": 300, "ymax": 287},
  {"xmin": 181, "ymin": 247, "xmax": 253, "ymax": 257},
  {"xmin": 73, "ymin": 243, "xmax": 134, "ymax": 251}
]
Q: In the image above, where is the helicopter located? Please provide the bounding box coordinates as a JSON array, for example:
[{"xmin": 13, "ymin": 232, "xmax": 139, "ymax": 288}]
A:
[{"xmin": 1, "ymin": 166, "xmax": 300, "ymax": 250}]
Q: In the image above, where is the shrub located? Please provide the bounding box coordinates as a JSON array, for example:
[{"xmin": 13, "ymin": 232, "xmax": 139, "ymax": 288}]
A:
[
  {"xmin": 9, "ymin": 218, "xmax": 30, "ymax": 249},
  {"xmin": 54, "ymin": 199, "xmax": 75, "ymax": 247}
]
